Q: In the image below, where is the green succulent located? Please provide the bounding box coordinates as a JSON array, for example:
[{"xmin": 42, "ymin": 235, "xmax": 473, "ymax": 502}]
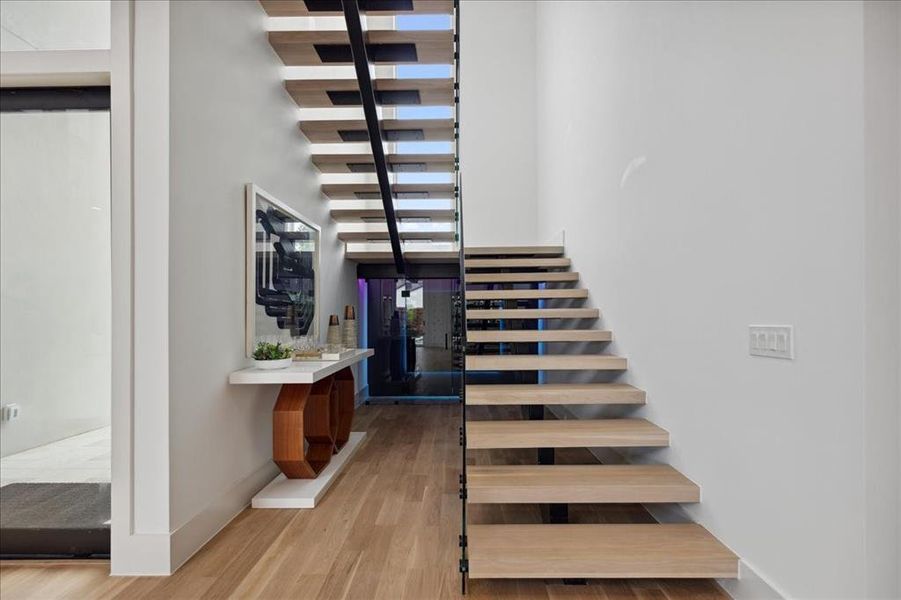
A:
[{"xmin": 252, "ymin": 341, "xmax": 293, "ymax": 361}]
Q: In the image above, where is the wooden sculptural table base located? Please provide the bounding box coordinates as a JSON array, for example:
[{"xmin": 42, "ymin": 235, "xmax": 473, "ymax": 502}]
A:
[
  {"xmin": 273, "ymin": 366, "xmax": 356, "ymax": 479},
  {"xmin": 252, "ymin": 364, "xmax": 366, "ymax": 509}
]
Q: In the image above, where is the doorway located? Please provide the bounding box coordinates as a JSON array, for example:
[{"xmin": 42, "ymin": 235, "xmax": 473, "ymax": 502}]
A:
[
  {"xmin": 0, "ymin": 87, "xmax": 112, "ymax": 558},
  {"xmin": 363, "ymin": 277, "xmax": 461, "ymax": 401}
]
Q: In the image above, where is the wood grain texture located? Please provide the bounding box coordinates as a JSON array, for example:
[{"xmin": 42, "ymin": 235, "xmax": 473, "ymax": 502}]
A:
[
  {"xmin": 321, "ymin": 182, "xmax": 453, "ymax": 198},
  {"xmin": 466, "ymin": 383, "xmax": 646, "ymax": 405},
  {"xmin": 344, "ymin": 249, "xmax": 460, "ymax": 263},
  {"xmin": 467, "ymin": 329, "xmax": 612, "ymax": 343},
  {"xmin": 285, "ymin": 77, "xmax": 453, "ymax": 107},
  {"xmin": 466, "ymin": 354, "xmax": 626, "ymax": 371},
  {"xmin": 466, "ymin": 271, "xmax": 578, "ymax": 283},
  {"xmin": 465, "ymin": 257, "xmax": 571, "ymax": 269},
  {"xmin": 465, "ymin": 288, "xmax": 588, "ymax": 300},
  {"xmin": 336, "ymin": 226, "xmax": 455, "ymax": 241},
  {"xmin": 467, "ymin": 464, "xmax": 700, "ymax": 504},
  {"xmin": 466, "ymin": 418, "xmax": 668, "ymax": 449},
  {"xmin": 272, "ymin": 372, "xmax": 357, "ymax": 477},
  {"xmin": 0, "ymin": 404, "xmax": 727, "ymax": 599},
  {"xmin": 313, "ymin": 152, "xmax": 454, "ymax": 173},
  {"xmin": 467, "ymin": 524, "xmax": 738, "ymax": 579},
  {"xmin": 300, "ymin": 117, "xmax": 455, "ymax": 143},
  {"xmin": 464, "ymin": 245, "xmax": 565, "ymax": 256},
  {"xmin": 466, "ymin": 308, "xmax": 599, "ymax": 320},
  {"xmin": 260, "ymin": 0, "xmax": 455, "ymax": 17},
  {"xmin": 269, "ymin": 30, "xmax": 453, "ymax": 66},
  {"xmin": 330, "ymin": 203, "xmax": 456, "ymax": 221},
  {"xmin": 272, "ymin": 383, "xmax": 317, "ymax": 478}
]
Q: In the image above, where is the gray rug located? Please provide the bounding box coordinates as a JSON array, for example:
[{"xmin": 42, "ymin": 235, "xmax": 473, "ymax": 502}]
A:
[{"xmin": 0, "ymin": 482, "xmax": 110, "ymax": 557}]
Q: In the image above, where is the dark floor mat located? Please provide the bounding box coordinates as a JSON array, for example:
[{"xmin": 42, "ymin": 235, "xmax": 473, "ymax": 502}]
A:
[{"xmin": 0, "ymin": 482, "xmax": 110, "ymax": 557}]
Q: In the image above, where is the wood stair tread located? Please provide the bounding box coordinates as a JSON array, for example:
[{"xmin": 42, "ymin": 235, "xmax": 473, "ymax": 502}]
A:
[
  {"xmin": 466, "ymin": 418, "xmax": 668, "ymax": 449},
  {"xmin": 465, "ymin": 383, "xmax": 646, "ymax": 405},
  {"xmin": 464, "ymin": 245, "xmax": 565, "ymax": 256},
  {"xmin": 466, "ymin": 308, "xmax": 598, "ymax": 320},
  {"xmin": 300, "ymin": 117, "xmax": 455, "ymax": 143},
  {"xmin": 329, "ymin": 201, "xmax": 455, "ymax": 221},
  {"xmin": 268, "ymin": 29, "xmax": 453, "ymax": 66},
  {"xmin": 467, "ymin": 464, "xmax": 700, "ymax": 504},
  {"xmin": 312, "ymin": 152, "xmax": 454, "ymax": 173},
  {"xmin": 321, "ymin": 182, "xmax": 453, "ymax": 199},
  {"xmin": 285, "ymin": 77, "xmax": 454, "ymax": 107},
  {"xmin": 260, "ymin": 0, "xmax": 454, "ymax": 17},
  {"xmin": 345, "ymin": 250, "xmax": 459, "ymax": 263},
  {"xmin": 336, "ymin": 223, "xmax": 455, "ymax": 241},
  {"xmin": 466, "ymin": 354, "xmax": 626, "ymax": 371},
  {"xmin": 466, "ymin": 524, "xmax": 738, "ymax": 579},
  {"xmin": 466, "ymin": 271, "xmax": 578, "ymax": 283},
  {"xmin": 467, "ymin": 329, "xmax": 611, "ymax": 343},
  {"xmin": 465, "ymin": 258, "xmax": 571, "ymax": 269},
  {"xmin": 466, "ymin": 288, "xmax": 588, "ymax": 300}
]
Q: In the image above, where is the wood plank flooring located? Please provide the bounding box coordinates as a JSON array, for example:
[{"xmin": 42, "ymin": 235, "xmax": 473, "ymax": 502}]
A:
[{"xmin": 0, "ymin": 404, "xmax": 727, "ymax": 600}]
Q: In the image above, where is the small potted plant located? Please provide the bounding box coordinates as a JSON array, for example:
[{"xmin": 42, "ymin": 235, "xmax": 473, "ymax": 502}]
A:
[{"xmin": 252, "ymin": 341, "xmax": 294, "ymax": 370}]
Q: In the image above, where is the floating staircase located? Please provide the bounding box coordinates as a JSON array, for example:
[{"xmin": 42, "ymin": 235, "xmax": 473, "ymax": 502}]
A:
[
  {"xmin": 461, "ymin": 245, "xmax": 739, "ymax": 584},
  {"xmin": 260, "ymin": 0, "xmax": 460, "ymax": 264}
]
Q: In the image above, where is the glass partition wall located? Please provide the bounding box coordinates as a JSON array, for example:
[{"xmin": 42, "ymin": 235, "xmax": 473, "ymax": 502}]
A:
[
  {"xmin": 0, "ymin": 92, "xmax": 112, "ymax": 558},
  {"xmin": 363, "ymin": 278, "xmax": 461, "ymax": 401}
]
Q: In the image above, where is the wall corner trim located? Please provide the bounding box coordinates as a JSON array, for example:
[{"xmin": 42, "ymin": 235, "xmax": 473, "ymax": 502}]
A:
[
  {"xmin": 169, "ymin": 461, "xmax": 279, "ymax": 573},
  {"xmin": 110, "ymin": 532, "xmax": 171, "ymax": 577}
]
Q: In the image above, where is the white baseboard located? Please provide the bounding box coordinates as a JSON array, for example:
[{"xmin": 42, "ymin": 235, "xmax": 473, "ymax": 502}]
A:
[
  {"xmin": 169, "ymin": 460, "xmax": 279, "ymax": 573},
  {"xmin": 720, "ymin": 560, "xmax": 790, "ymax": 600},
  {"xmin": 547, "ymin": 405, "xmax": 788, "ymax": 600},
  {"xmin": 642, "ymin": 503, "xmax": 787, "ymax": 599}
]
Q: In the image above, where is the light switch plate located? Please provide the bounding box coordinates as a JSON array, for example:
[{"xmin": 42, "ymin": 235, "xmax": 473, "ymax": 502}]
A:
[
  {"xmin": 749, "ymin": 325, "xmax": 793, "ymax": 359},
  {"xmin": 1, "ymin": 403, "xmax": 20, "ymax": 422}
]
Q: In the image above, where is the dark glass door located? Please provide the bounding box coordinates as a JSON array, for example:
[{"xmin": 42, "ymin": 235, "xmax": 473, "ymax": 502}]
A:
[{"xmin": 365, "ymin": 277, "xmax": 460, "ymax": 399}]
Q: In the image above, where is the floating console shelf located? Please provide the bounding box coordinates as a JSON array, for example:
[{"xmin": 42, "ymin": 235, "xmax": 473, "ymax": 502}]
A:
[{"xmin": 229, "ymin": 349, "xmax": 373, "ymax": 385}]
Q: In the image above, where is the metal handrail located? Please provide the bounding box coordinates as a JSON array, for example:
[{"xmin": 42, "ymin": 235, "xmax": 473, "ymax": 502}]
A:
[{"xmin": 341, "ymin": 0, "xmax": 406, "ymax": 275}]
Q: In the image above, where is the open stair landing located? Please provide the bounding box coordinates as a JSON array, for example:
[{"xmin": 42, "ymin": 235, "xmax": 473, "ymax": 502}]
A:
[{"xmin": 461, "ymin": 244, "xmax": 738, "ymax": 584}]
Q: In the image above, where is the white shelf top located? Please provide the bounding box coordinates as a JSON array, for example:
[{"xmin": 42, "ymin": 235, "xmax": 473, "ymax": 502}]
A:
[{"xmin": 229, "ymin": 349, "xmax": 374, "ymax": 385}]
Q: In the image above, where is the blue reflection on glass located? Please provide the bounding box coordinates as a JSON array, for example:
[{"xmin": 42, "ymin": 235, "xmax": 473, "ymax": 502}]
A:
[
  {"xmin": 396, "ymin": 15, "xmax": 452, "ymax": 30},
  {"xmin": 397, "ymin": 64, "xmax": 452, "ymax": 79}
]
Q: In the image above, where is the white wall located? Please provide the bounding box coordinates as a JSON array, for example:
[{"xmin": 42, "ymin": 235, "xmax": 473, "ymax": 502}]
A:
[
  {"xmin": 0, "ymin": 0, "xmax": 109, "ymax": 51},
  {"xmin": 862, "ymin": 2, "xmax": 901, "ymax": 596},
  {"xmin": 531, "ymin": 2, "xmax": 899, "ymax": 598},
  {"xmin": 0, "ymin": 111, "xmax": 111, "ymax": 457},
  {"xmin": 459, "ymin": 0, "xmax": 539, "ymax": 246},
  {"xmin": 166, "ymin": 0, "xmax": 358, "ymax": 569}
]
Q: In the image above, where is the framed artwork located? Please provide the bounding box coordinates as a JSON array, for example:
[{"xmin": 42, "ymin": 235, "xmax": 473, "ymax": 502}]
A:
[{"xmin": 245, "ymin": 184, "xmax": 320, "ymax": 357}]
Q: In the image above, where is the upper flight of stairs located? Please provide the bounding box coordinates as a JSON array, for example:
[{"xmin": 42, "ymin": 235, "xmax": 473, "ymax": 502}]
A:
[
  {"xmin": 260, "ymin": 0, "xmax": 460, "ymax": 263},
  {"xmin": 462, "ymin": 244, "xmax": 739, "ymax": 581}
]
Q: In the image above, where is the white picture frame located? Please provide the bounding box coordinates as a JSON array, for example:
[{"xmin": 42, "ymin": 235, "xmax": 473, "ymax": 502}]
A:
[{"xmin": 245, "ymin": 184, "xmax": 321, "ymax": 357}]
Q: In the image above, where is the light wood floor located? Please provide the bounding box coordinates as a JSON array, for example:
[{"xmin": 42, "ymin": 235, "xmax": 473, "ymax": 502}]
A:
[{"xmin": 0, "ymin": 404, "xmax": 727, "ymax": 599}]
